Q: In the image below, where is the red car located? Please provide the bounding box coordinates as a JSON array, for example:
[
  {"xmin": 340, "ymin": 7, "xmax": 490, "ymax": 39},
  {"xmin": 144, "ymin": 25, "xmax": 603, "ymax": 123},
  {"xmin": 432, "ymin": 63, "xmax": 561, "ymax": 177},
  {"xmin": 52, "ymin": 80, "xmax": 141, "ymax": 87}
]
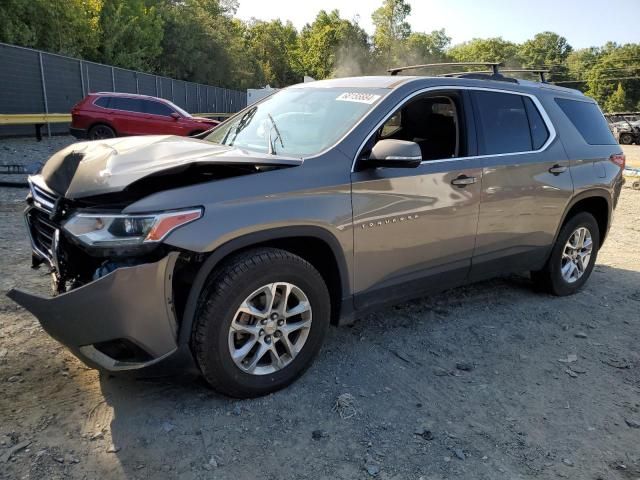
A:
[{"xmin": 70, "ymin": 92, "xmax": 220, "ymax": 140}]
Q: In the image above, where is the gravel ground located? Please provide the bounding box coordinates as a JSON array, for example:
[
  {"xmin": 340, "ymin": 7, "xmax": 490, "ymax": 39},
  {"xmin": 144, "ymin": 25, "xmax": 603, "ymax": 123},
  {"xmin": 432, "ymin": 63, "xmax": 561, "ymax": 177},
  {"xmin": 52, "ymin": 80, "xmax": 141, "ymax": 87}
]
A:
[{"xmin": 0, "ymin": 137, "xmax": 639, "ymax": 480}]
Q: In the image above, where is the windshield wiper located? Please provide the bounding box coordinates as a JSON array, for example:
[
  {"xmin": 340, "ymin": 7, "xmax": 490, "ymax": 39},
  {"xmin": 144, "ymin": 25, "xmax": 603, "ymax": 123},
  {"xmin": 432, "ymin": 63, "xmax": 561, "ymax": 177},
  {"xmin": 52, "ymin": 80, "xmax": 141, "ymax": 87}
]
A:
[
  {"xmin": 266, "ymin": 113, "xmax": 284, "ymax": 155},
  {"xmin": 222, "ymin": 107, "xmax": 257, "ymax": 146}
]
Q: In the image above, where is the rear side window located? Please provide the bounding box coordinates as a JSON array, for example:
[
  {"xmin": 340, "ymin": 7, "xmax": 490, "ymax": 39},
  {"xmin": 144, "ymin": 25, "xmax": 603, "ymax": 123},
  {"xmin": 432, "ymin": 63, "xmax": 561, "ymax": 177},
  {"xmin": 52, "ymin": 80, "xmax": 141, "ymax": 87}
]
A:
[
  {"xmin": 523, "ymin": 97, "xmax": 549, "ymax": 149},
  {"xmin": 143, "ymin": 100, "xmax": 175, "ymax": 117},
  {"xmin": 94, "ymin": 97, "xmax": 111, "ymax": 108},
  {"xmin": 110, "ymin": 97, "xmax": 144, "ymax": 113},
  {"xmin": 473, "ymin": 91, "xmax": 532, "ymax": 155},
  {"xmin": 555, "ymin": 98, "xmax": 616, "ymax": 145}
]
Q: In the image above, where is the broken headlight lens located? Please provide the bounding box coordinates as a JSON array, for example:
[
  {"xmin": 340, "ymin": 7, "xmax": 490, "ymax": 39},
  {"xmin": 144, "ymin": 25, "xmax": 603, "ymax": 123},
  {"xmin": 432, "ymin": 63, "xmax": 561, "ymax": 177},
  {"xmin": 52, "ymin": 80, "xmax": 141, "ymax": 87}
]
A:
[{"xmin": 62, "ymin": 208, "xmax": 202, "ymax": 247}]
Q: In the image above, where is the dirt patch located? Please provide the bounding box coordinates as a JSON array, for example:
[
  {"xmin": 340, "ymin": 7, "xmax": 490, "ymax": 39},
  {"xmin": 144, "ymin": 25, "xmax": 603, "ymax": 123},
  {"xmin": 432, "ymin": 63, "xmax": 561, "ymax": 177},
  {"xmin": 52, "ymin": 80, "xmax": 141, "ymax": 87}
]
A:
[{"xmin": 1, "ymin": 138, "xmax": 639, "ymax": 479}]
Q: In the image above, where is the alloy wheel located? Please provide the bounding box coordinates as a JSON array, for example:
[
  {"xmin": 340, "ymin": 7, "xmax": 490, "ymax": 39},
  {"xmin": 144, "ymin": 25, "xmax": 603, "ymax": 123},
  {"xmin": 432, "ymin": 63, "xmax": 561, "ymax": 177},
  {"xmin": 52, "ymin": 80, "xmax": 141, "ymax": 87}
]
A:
[
  {"xmin": 228, "ymin": 282, "xmax": 312, "ymax": 375},
  {"xmin": 90, "ymin": 126, "xmax": 113, "ymax": 139},
  {"xmin": 561, "ymin": 227, "xmax": 593, "ymax": 283}
]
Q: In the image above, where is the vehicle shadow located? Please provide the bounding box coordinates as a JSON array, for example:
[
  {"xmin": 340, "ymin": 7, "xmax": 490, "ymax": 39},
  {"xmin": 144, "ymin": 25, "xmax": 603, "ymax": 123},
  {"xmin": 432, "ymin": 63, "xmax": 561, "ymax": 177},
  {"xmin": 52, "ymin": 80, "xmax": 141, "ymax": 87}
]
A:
[{"xmin": 99, "ymin": 264, "xmax": 640, "ymax": 479}]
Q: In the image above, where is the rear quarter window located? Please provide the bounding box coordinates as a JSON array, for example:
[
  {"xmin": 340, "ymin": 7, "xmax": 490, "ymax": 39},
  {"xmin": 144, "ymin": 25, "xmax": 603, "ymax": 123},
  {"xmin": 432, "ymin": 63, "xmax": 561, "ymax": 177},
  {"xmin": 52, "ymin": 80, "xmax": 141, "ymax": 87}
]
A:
[
  {"xmin": 94, "ymin": 97, "xmax": 111, "ymax": 108},
  {"xmin": 555, "ymin": 98, "xmax": 617, "ymax": 145}
]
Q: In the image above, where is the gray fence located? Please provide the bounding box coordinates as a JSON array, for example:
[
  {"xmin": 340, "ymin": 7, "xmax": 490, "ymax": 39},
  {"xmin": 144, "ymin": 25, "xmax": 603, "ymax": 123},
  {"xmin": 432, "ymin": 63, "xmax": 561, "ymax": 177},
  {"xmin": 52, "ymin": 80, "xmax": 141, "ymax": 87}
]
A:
[{"xmin": 0, "ymin": 42, "xmax": 247, "ymax": 135}]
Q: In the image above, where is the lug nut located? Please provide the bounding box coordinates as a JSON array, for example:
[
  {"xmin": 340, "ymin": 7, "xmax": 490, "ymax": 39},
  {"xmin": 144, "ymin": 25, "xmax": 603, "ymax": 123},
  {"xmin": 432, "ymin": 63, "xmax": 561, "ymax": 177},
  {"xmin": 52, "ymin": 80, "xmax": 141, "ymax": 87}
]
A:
[
  {"xmin": 270, "ymin": 313, "xmax": 278, "ymax": 320},
  {"xmin": 265, "ymin": 335, "xmax": 271, "ymax": 343},
  {"xmin": 259, "ymin": 329, "xmax": 265, "ymax": 336},
  {"xmin": 277, "ymin": 319, "xmax": 284, "ymax": 326},
  {"xmin": 261, "ymin": 318, "xmax": 268, "ymax": 325},
  {"xmin": 274, "ymin": 331, "xmax": 281, "ymax": 338}
]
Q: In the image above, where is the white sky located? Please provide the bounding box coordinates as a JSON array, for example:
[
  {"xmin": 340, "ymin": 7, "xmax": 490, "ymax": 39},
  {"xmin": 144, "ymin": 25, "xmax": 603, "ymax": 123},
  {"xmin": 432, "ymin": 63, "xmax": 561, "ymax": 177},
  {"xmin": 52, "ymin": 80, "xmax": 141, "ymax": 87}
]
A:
[{"xmin": 235, "ymin": 0, "xmax": 640, "ymax": 49}]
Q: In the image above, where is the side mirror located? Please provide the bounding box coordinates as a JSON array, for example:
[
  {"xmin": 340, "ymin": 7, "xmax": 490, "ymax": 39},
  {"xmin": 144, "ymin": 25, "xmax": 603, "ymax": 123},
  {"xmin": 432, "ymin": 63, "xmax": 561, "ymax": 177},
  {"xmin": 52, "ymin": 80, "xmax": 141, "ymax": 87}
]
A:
[
  {"xmin": 170, "ymin": 112, "xmax": 181, "ymax": 120},
  {"xmin": 364, "ymin": 139, "xmax": 422, "ymax": 168}
]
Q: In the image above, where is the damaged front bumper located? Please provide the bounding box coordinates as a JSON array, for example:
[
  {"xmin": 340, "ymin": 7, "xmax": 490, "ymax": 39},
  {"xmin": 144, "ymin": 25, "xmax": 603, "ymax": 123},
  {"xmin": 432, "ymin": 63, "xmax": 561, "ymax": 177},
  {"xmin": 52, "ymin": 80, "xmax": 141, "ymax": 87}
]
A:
[{"xmin": 7, "ymin": 253, "xmax": 181, "ymax": 371}]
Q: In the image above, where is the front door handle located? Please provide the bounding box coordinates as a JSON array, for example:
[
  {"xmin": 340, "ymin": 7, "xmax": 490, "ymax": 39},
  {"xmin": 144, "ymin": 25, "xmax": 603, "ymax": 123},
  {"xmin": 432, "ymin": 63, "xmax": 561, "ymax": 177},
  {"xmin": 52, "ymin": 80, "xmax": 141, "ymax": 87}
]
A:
[
  {"xmin": 549, "ymin": 164, "xmax": 568, "ymax": 175},
  {"xmin": 451, "ymin": 175, "xmax": 477, "ymax": 187}
]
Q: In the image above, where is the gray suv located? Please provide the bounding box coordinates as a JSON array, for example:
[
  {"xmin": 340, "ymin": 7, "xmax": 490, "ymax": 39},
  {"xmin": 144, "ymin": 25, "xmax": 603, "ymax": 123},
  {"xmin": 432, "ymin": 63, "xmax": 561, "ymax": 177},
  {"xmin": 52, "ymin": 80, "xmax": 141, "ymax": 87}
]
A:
[{"xmin": 8, "ymin": 70, "xmax": 625, "ymax": 397}]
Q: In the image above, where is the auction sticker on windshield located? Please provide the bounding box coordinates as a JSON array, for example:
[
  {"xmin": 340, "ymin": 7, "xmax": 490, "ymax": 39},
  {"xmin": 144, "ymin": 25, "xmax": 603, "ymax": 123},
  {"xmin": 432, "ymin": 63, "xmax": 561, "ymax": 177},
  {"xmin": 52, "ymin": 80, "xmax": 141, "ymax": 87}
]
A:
[{"xmin": 336, "ymin": 92, "xmax": 381, "ymax": 104}]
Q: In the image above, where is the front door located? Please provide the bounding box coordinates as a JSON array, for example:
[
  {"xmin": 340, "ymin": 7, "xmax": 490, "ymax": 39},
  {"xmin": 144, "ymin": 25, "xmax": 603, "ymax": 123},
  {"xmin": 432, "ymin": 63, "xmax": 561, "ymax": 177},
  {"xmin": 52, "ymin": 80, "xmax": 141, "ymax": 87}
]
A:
[{"xmin": 351, "ymin": 91, "xmax": 482, "ymax": 309}]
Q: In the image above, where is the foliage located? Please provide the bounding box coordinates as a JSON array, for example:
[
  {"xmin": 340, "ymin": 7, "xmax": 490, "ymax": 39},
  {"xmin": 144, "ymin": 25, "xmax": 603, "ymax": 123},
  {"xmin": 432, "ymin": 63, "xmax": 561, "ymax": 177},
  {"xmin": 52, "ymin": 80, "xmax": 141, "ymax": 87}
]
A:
[
  {"xmin": 371, "ymin": 0, "xmax": 412, "ymax": 64},
  {"xmin": 518, "ymin": 32, "xmax": 572, "ymax": 80},
  {"xmin": 0, "ymin": 0, "xmax": 100, "ymax": 58},
  {"xmin": 99, "ymin": 0, "xmax": 163, "ymax": 71},
  {"xmin": 298, "ymin": 10, "xmax": 369, "ymax": 79},
  {"xmin": 0, "ymin": 0, "xmax": 639, "ymax": 111},
  {"xmin": 449, "ymin": 37, "xmax": 519, "ymax": 65},
  {"xmin": 605, "ymin": 83, "xmax": 629, "ymax": 112}
]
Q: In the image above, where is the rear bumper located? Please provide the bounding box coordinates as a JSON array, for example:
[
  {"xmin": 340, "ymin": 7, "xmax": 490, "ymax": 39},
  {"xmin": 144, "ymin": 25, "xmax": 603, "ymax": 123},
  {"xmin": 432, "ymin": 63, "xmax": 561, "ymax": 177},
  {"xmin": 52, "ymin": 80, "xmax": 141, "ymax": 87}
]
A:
[
  {"xmin": 7, "ymin": 253, "xmax": 182, "ymax": 371},
  {"xmin": 69, "ymin": 127, "xmax": 87, "ymax": 139}
]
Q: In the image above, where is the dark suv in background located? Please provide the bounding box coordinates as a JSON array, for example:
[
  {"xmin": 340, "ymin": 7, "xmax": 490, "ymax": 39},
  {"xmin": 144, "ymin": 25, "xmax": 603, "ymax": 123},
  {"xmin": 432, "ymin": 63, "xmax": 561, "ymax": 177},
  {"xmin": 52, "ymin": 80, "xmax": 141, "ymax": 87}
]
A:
[
  {"xmin": 10, "ymin": 67, "xmax": 624, "ymax": 398},
  {"xmin": 70, "ymin": 92, "xmax": 220, "ymax": 140}
]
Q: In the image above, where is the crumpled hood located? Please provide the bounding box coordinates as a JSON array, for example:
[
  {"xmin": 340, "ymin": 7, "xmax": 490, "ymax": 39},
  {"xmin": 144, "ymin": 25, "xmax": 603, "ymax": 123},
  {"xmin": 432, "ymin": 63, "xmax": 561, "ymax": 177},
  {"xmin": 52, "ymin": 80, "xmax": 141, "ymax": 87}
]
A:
[{"xmin": 39, "ymin": 135, "xmax": 302, "ymax": 199}]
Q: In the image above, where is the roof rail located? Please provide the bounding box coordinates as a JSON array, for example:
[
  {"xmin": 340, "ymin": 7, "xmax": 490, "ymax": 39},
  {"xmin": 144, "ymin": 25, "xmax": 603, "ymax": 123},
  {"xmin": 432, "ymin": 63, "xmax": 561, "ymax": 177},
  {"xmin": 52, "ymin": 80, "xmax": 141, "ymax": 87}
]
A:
[
  {"xmin": 388, "ymin": 63, "xmax": 550, "ymax": 82},
  {"xmin": 500, "ymin": 69, "xmax": 550, "ymax": 83},
  {"xmin": 388, "ymin": 62, "xmax": 502, "ymax": 76}
]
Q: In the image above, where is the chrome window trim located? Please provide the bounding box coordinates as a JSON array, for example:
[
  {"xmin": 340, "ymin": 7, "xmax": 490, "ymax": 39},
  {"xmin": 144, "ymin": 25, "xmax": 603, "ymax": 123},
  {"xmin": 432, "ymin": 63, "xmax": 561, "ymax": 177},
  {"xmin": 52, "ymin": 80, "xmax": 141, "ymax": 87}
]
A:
[{"xmin": 351, "ymin": 85, "xmax": 557, "ymax": 172}]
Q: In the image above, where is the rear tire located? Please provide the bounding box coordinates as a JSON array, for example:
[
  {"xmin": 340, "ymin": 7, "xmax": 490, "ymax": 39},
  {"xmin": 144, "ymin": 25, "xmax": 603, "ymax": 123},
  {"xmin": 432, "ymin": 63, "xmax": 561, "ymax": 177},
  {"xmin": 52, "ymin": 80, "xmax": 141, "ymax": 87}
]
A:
[
  {"xmin": 191, "ymin": 248, "xmax": 330, "ymax": 398},
  {"xmin": 632, "ymin": 180, "xmax": 640, "ymax": 191},
  {"xmin": 531, "ymin": 212, "xmax": 600, "ymax": 296},
  {"xmin": 88, "ymin": 124, "xmax": 116, "ymax": 140}
]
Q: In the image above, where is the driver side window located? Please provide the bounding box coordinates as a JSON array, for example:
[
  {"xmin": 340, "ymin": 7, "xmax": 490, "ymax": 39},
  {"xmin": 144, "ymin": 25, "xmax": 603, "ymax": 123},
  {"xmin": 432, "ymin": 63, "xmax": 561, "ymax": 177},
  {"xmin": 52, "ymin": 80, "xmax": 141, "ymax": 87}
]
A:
[{"xmin": 377, "ymin": 94, "xmax": 462, "ymax": 161}]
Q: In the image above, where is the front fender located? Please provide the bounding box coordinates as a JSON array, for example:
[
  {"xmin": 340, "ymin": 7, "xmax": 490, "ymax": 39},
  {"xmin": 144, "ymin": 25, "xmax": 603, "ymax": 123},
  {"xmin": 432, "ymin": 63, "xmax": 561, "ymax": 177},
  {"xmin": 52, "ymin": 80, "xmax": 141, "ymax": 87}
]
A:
[{"xmin": 176, "ymin": 225, "xmax": 353, "ymax": 346}]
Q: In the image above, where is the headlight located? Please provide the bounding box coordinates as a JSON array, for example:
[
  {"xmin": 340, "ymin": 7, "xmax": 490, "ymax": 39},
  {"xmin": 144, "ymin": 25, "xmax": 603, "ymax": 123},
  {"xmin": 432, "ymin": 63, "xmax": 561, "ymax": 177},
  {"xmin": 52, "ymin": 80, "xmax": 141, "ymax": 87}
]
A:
[{"xmin": 63, "ymin": 208, "xmax": 202, "ymax": 247}]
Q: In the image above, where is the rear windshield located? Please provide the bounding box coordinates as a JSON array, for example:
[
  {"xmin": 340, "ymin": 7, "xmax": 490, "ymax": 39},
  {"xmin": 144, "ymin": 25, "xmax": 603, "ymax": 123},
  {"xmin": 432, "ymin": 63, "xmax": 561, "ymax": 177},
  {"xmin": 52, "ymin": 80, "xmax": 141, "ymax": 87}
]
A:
[
  {"xmin": 205, "ymin": 87, "xmax": 387, "ymax": 157},
  {"xmin": 555, "ymin": 98, "xmax": 617, "ymax": 145}
]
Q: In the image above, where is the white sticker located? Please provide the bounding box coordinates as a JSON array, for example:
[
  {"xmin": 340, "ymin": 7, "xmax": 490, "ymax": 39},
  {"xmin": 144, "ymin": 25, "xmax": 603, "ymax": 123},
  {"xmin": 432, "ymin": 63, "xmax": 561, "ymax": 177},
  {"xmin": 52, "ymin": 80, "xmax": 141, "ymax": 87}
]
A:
[{"xmin": 336, "ymin": 92, "xmax": 381, "ymax": 104}]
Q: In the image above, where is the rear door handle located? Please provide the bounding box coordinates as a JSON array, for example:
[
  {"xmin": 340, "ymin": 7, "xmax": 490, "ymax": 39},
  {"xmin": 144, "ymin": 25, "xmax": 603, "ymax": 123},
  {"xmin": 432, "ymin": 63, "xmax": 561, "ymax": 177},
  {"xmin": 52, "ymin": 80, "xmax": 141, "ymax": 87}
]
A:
[
  {"xmin": 549, "ymin": 164, "xmax": 568, "ymax": 175},
  {"xmin": 451, "ymin": 175, "xmax": 477, "ymax": 187}
]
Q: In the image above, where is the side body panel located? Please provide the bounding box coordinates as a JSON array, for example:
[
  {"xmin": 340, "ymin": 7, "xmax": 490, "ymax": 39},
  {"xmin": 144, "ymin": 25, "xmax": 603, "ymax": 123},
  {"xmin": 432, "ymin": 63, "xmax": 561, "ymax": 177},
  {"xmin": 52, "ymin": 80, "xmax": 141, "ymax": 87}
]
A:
[
  {"xmin": 351, "ymin": 159, "xmax": 482, "ymax": 307},
  {"xmin": 541, "ymin": 93, "xmax": 623, "ymax": 224}
]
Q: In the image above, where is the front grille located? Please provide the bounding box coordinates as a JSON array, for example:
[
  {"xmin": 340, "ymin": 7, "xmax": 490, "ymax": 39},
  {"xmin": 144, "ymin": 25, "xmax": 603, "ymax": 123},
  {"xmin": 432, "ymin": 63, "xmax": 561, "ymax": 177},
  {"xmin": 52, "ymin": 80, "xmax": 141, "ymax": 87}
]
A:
[{"xmin": 27, "ymin": 207, "xmax": 58, "ymax": 263}]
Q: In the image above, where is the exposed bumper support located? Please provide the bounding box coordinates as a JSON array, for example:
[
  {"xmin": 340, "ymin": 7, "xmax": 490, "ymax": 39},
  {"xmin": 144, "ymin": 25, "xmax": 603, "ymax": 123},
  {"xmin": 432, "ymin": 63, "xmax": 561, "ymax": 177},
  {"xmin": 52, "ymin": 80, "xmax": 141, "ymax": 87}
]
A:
[{"xmin": 7, "ymin": 253, "xmax": 180, "ymax": 371}]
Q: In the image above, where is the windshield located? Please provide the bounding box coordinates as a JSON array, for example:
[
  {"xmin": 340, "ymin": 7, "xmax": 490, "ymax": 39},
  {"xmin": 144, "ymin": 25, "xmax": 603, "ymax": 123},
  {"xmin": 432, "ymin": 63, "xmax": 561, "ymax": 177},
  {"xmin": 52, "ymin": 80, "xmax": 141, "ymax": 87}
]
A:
[{"xmin": 204, "ymin": 87, "xmax": 387, "ymax": 157}]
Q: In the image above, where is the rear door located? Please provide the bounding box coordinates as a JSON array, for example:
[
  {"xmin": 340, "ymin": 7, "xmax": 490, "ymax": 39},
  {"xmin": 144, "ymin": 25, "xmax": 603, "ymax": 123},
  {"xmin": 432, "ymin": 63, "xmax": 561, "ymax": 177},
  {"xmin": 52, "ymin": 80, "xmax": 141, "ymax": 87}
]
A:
[
  {"xmin": 469, "ymin": 89, "xmax": 573, "ymax": 280},
  {"xmin": 351, "ymin": 90, "xmax": 483, "ymax": 308},
  {"xmin": 109, "ymin": 97, "xmax": 148, "ymax": 135}
]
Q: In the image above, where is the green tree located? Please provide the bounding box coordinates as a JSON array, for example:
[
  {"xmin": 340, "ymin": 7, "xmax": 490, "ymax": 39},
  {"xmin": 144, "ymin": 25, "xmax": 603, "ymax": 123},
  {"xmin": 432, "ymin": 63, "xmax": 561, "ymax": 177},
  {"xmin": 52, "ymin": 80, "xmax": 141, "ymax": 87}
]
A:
[
  {"xmin": 586, "ymin": 43, "xmax": 640, "ymax": 110},
  {"xmin": 518, "ymin": 32, "xmax": 572, "ymax": 80},
  {"xmin": 371, "ymin": 0, "xmax": 412, "ymax": 65},
  {"xmin": 405, "ymin": 29, "xmax": 451, "ymax": 63},
  {"xmin": 298, "ymin": 10, "xmax": 369, "ymax": 79},
  {"xmin": 245, "ymin": 19, "xmax": 300, "ymax": 87},
  {"xmin": 98, "ymin": 0, "xmax": 163, "ymax": 71},
  {"xmin": 449, "ymin": 37, "xmax": 519, "ymax": 66},
  {"xmin": 0, "ymin": 0, "xmax": 100, "ymax": 58},
  {"xmin": 605, "ymin": 83, "xmax": 629, "ymax": 112}
]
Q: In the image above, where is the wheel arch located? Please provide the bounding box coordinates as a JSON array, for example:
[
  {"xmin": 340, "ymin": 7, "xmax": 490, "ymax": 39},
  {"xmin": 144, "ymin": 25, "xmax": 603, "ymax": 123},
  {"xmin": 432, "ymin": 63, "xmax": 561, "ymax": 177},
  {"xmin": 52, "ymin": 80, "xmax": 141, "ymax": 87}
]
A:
[
  {"xmin": 88, "ymin": 122, "xmax": 116, "ymax": 136},
  {"xmin": 555, "ymin": 190, "xmax": 612, "ymax": 249},
  {"xmin": 177, "ymin": 226, "xmax": 352, "ymax": 345}
]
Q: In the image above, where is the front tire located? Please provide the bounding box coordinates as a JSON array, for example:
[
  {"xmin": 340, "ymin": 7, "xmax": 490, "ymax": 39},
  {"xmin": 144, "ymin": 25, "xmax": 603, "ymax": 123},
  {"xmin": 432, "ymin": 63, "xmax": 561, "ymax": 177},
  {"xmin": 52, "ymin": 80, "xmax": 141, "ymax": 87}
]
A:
[
  {"xmin": 531, "ymin": 212, "xmax": 600, "ymax": 296},
  {"xmin": 192, "ymin": 248, "xmax": 330, "ymax": 398}
]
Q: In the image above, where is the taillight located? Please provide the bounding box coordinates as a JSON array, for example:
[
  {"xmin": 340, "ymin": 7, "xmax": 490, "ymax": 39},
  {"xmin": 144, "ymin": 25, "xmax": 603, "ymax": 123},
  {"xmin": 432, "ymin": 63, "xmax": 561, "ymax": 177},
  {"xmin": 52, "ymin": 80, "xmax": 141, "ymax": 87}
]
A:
[{"xmin": 609, "ymin": 153, "xmax": 625, "ymax": 169}]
